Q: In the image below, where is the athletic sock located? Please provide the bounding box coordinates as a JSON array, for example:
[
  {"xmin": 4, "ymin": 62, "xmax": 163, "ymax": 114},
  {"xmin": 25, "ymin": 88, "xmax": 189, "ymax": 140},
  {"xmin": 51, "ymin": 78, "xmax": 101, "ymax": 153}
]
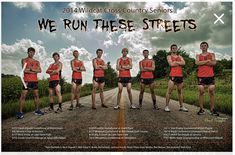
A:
[
  {"xmin": 152, "ymin": 99, "xmax": 156, "ymax": 106},
  {"xmin": 139, "ymin": 98, "xmax": 143, "ymax": 105},
  {"xmin": 59, "ymin": 103, "xmax": 62, "ymax": 108}
]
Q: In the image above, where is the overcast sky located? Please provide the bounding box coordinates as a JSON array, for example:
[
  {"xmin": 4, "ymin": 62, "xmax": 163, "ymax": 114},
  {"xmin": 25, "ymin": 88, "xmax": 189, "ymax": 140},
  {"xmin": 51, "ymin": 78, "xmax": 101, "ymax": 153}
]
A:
[{"xmin": 1, "ymin": 2, "xmax": 232, "ymax": 84}]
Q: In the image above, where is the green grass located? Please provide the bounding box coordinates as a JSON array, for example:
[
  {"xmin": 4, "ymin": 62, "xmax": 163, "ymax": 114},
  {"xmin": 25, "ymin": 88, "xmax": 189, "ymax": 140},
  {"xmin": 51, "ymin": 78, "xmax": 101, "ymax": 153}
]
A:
[
  {"xmin": 132, "ymin": 77, "xmax": 232, "ymax": 115},
  {"xmin": 2, "ymin": 87, "xmax": 113, "ymax": 119}
]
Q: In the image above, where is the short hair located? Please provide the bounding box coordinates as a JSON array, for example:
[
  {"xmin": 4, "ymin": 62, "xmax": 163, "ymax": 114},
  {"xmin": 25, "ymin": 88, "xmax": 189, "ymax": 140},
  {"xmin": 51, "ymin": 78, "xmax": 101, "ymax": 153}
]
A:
[
  {"xmin": 143, "ymin": 49, "xmax": 149, "ymax": 54},
  {"xmin": 27, "ymin": 47, "xmax": 35, "ymax": 53},
  {"xmin": 96, "ymin": 48, "xmax": 103, "ymax": 54},
  {"xmin": 170, "ymin": 44, "xmax": 177, "ymax": 50},
  {"xmin": 73, "ymin": 50, "xmax": 78, "ymax": 54},
  {"xmin": 122, "ymin": 48, "xmax": 128, "ymax": 53},
  {"xmin": 52, "ymin": 52, "xmax": 60, "ymax": 57},
  {"xmin": 200, "ymin": 41, "xmax": 209, "ymax": 47}
]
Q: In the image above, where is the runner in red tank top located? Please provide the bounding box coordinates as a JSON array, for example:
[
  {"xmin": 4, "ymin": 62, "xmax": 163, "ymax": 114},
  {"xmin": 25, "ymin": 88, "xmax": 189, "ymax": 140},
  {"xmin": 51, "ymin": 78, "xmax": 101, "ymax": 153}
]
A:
[
  {"xmin": 46, "ymin": 52, "xmax": 63, "ymax": 113},
  {"xmin": 165, "ymin": 44, "xmax": 188, "ymax": 112},
  {"xmin": 91, "ymin": 49, "xmax": 108, "ymax": 109},
  {"xmin": 139, "ymin": 49, "xmax": 159, "ymax": 110},
  {"xmin": 69, "ymin": 50, "xmax": 86, "ymax": 110},
  {"xmin": 114, "ymin": 48, "xmax": 137, "ymax": 110},
  {"xmin": 17, "ymin": 47, "xmax": 44, "ymax": 119},
  {"xmin": 196, "ymin": 42, "xmax": 219, "ymax": 116}
]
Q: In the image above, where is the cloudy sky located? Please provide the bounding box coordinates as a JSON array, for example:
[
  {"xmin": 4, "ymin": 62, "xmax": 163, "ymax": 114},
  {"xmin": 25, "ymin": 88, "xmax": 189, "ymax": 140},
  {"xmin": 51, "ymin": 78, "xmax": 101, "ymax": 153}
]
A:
[{"xmin": 1, "ymin": 2, "xmax": 232, "ymax": 84}]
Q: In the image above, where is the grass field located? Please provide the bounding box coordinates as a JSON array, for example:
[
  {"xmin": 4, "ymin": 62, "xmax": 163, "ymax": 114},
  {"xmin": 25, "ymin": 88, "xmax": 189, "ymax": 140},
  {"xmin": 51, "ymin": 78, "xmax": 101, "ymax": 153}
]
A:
[{"xmin": 132, "ymin": 73, "xmax": 232, "ymax": 115}]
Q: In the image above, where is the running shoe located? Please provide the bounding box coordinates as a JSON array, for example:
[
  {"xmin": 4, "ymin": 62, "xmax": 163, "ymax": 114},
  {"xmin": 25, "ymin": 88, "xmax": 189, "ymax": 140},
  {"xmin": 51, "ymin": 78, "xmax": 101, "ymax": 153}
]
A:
[
  {"xmin": 76, "ymin": 103, "xmax": 84, "ymax": 108},
  {"xmin": 101, "ymin": 104, "xmax": 108, "ymax": 108},
  {"xmin": 16, "ymin": 112, "xmax": 24, "ymax": 119},
  {"xmin": 35, "ymin": 109, "xmax": 44, "ymax": 116},
  {"xmin": 114, "ymin": 105, "xmax": 120, "ymax": 110},
  {"xmin": 130, "ymin": 104, "xmax": 137, "ymax": 109},
  {"xmin": 210, "ymin": 109, "xmax": 219, "ymax": 116},
  {"xmin": 164, "ymin": 106, "xmax": 171, "ymax": 112},
  {"xmin": 68, "ymin": 105, "xmax": 73, "ymax": 111},
  {"xmin": 179, "ymin": 106, "xmax": 188, "ymax": 112},
  {"xmin": 197, "ymin": 108, "xmax": 205, "ymax": 115},
  {"xmin": 153, "ymin": 104, "xmax": 160, "ymax": 110},
  {"xmin": 55, "ymin": 107, "xmax": 62, "ymax": 113}
]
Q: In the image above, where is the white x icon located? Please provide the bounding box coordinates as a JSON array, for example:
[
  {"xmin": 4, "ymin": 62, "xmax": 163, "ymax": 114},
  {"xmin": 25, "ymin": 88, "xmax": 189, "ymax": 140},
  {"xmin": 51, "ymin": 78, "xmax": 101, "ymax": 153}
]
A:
[{"xmin": 214, "ymin": 13, "xmax": 224, "ymax": 24}]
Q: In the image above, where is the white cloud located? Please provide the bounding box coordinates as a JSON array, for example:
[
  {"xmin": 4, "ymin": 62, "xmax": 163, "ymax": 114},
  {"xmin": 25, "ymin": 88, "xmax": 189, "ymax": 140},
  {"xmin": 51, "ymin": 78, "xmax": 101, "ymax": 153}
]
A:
[
  {"xmin": 62, "ymin": 33, "xmax": 76, "ymax": 42},
  {"xmin": 12, "ymin": 2, "xmax": 43, "ymax": 13},
  {"xmin": 40, "ymin": 29, "xmax": 56, "ymax": 37},
  {"xmin": 37, "ymin": 40, "xmax": 44, "ymax": 45},
  {"xmin": 103, "ymin": 31, "xmax": 118, "ymax": 48}
]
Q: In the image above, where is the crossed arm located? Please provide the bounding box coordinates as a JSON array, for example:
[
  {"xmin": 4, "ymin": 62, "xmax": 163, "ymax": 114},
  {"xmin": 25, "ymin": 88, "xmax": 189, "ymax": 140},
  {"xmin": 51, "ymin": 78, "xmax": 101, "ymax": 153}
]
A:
[
  {"xmin": 116, "ymin": 58, "xmax": 132, "ymax": 71},
  {"xmin": 167, "ymin": 55, "xmax": 185, "ymax": 67},
  {"xmin": 93, "ymin": 59, "xmax": 108, "ymax": 70},
  {"xmin": 22, "ymin": 59, "xmax": 42, "ymax": 73},
  {"xmin": 139, "ymin": 60, "xmax": 155, "ymax": 71},
  {"xmin": 71, "ymin": 60, "xmax": 86, "ymax": 72},
  {"xmin": 195, "ymin": 53, "xmax": 216, "ymax": 66},
  {"xmin": 46, "ymin": 62, "xmax": 63, "ymax": 75}
]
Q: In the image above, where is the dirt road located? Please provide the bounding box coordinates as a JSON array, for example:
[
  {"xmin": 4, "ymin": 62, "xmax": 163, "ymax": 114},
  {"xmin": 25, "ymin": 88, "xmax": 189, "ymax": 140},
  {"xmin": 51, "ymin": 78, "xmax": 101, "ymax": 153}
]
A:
[{"xmin": 2, "ymin": 88, "xmax": 232, "ymax": 151}]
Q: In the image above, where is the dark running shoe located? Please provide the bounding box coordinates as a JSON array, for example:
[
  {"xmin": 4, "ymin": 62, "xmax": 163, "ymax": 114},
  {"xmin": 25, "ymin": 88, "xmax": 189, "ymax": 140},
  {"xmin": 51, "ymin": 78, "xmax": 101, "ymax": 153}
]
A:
[
  {"xmin": 210, "ymin": 109, "xmax": 219, "ymax": 116},
  {"xmin": 55, "ymin": 107, "xmax": 62, "ymax": 113},
  {"xmin": 76, "ymin": 103, "xmax": 84, "ymax": 108},
  {"xmin": 35, "ymin": 109, "xmax": 44, "ymax": 116},
  {"xmin": 101, "ymin": 104, "xmax": 108, "ymax": 108},
  {"xmin": 197, "ymin": 108, "xmax": 205, "ymax": 115},
  {"xmin": 16, "ymin": 112, "xmax": 24, "ymax": 119},
  {"xmin": 153, "ymin": 104, "xmax": 160, "ymax": 110},
  {"xmin": 68, "ymin": 105, "xmax": 73, "ymax": 111}
]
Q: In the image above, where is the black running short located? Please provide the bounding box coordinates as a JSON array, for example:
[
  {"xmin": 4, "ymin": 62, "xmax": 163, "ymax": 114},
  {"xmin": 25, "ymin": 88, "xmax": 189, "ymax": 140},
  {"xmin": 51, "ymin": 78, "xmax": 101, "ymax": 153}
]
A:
[
  {"xmin": 170, "ymin": 76, "xmax": 183, "ymax": 84},
  {"xmin": 93, "ymin": 77, "xmax": 105, "ymax": 84},
  {"xmin": 49, "ymin": 80, "xmax": 60, "ymax": 89},
  {"xmin": 22, "ymin": 82, "xmax": 38, "ymax": 90},
  {"xmin": 198, "ymin": 77, "xmax": 215, "ymax": 85},
  {"xmin": 72, "ymin": 79, "xmax": 82, "ymax": 85},
  {"xmin": 140, "ymin": 78, "xmax": 154, "ymax": 85},
  {"xmin": 118, "ymin": 77, "xmax": 132, "ymax": 84}
]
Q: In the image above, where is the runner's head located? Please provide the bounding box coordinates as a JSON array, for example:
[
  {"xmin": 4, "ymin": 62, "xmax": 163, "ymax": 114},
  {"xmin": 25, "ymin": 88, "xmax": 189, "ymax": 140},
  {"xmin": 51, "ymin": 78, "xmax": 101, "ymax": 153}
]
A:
[
  {"xmin": 27, "ymin": 47, "xmax": 35, "ymax": 58},
  {"xmin": 96, "ymin": 49, "xmax": 103, "ymax": 58},
  {"xmin": 122, "ymin": 48, "xmax": 128, "ymax": 57},
  {"xmin": 143, "ymin": 49, "xmax": 149, "ymax": 59},
  {"xmin": 73, "ymin": 50, "xmax": 79, "ymax": 58},
  {"xmin": 52, "ymin": 52, "xmax": 60, "ymax": 62},
  {"xmin": 170, "ymin": 44, "xmax": 178, "ymax": 54},
  {"xmin": 200, "ymin": 42, "xmax": 209, "ymax": 52}
]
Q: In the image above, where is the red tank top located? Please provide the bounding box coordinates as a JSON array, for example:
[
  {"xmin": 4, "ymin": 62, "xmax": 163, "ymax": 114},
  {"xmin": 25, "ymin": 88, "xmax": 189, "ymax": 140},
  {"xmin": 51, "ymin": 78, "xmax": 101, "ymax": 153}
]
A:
[
  {"xmin": 119, "ymin": 57, "xmax": 131, "ymax": 77},
  {"xmin": 72, "ymin": 60, "xmax": 83, "ymax": 79},
  {"xmin": 93, "ymin": 58, "xmax": 105, "ymax": 77},
  {"xmin": 140, "ymin": 59, "xmax": 154, "ymax": 79},
  {"xmin": 197, "ymin": 53, "xmax": 214, "ymax": 77},
  {"xmin": 23, "ymin": 58, "xmax": 39, "ymax": 82},
  {"xmin": 169, "ymin": 55, "xmax": 183, "ymax": 77},
  {"xmin": 48, "ymin": 63, "xmax": 61, "ymax": 81}
]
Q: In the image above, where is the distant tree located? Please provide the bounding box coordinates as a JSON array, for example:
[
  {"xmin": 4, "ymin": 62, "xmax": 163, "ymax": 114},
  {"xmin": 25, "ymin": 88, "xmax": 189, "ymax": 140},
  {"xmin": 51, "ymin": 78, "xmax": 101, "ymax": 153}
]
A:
[
  {"xmin": 104, "ymin": 62, "xmax": 118, "ymax": 88},
  {"xmin": 220, "ymin": 58, "xmax": 232, "ymax": 69},
  {"xmin": 152, "ymin": 50, "xmax": 169, "ymax": 78}
]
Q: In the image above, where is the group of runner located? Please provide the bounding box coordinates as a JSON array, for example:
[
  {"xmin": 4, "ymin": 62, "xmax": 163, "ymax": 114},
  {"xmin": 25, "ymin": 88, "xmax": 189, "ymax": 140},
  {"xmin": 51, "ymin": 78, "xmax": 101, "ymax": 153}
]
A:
[{"xmin": 16, "ymin": 41, "xmax": 219, "ymax": 119}]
